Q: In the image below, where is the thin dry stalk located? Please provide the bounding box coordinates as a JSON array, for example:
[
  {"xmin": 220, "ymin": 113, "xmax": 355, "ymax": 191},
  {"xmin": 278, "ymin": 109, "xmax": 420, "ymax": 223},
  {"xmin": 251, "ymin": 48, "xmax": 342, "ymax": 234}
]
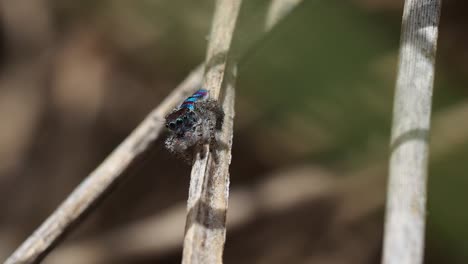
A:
[
  {"xmin": 181, "ymin": 0, "xmax": 241, "ymax": 263},
  {"xmin": 382, "ymin": 1, "xmax": 442, "ymax": 264},
  {"xmin": 182, "ymin": 4, "xmax": 309, "ymax": 259}
]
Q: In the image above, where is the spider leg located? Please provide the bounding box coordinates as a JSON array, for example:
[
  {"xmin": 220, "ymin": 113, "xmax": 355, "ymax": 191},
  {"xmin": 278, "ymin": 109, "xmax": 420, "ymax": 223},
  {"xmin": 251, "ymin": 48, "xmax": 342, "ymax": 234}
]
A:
[
  {"xmin": 165, "ymin": 134, "xmax": 193, "ymax": 165},
  {"xmin": 164, "ymin": 135, "xmax": 177, "ymax": 155},
  {"xmin": 165, "ymin": 99, "xmax": 226, "ymax": 165},
  {"xmin": 181, "ymin": 148, "xmax": 194, "ymax": 165}
]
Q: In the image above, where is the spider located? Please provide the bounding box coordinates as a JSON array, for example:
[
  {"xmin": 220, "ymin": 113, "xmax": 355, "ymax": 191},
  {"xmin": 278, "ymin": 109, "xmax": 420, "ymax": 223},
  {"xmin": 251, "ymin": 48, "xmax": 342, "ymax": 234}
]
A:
[{"xmin": 164, "ymin": 89, "xmax": 224, "ymax": 164}]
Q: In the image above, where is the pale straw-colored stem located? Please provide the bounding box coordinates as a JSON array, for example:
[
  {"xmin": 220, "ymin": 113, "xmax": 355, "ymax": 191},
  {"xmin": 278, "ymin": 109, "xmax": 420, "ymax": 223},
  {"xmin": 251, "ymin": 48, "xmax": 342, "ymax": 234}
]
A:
[
  {"xmin": 181, "ymin": 0, "xmax": 241, "ymax": 263},
  {"xmin": 382, "ymin": 1, "xmax": 442, "ymax": 264}
]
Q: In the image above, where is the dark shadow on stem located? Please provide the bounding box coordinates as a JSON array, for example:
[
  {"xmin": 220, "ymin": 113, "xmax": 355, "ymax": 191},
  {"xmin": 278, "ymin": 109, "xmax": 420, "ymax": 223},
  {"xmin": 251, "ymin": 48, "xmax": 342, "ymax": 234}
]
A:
[
  {"xmin": 390, "ymin": 128, "xmax": 430, "ymax": 154},
  {"xmin": 185, "ymin": 199, "xmax": 227, "ymax": 231}
]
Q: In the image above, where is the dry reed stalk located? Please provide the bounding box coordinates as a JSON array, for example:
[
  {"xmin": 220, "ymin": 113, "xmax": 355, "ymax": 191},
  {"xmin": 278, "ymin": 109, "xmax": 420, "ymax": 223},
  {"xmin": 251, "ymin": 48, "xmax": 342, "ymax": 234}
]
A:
[
  {"xmin": 382, "ymin": 1, "xmax": 442, "ymax": 264},
  {"xmin": 181, "ymin": 0, "xmax": 241, "ymax": 262},
  {"xmin": 182, "ymin": 1, "xmax": 306, "ymax": 262}
]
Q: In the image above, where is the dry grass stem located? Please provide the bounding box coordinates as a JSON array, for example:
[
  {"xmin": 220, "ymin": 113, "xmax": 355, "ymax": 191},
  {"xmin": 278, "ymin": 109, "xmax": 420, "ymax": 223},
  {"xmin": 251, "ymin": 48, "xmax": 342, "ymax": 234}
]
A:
[
  {"xmin": 382, "ymin": 1, "xmax": 442, "ymax": 264},
  {"xmin": 182, "ymin": 2, "xmax": 307, "ymax": 260},
  {"xmin": 181, "ymin": 0, "xmax": 241, "ymax": 263}
]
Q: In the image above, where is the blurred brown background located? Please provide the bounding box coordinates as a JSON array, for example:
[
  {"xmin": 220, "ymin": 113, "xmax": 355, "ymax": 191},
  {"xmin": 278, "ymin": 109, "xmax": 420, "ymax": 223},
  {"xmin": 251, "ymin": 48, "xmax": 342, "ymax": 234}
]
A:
[{"xmin": 0, "ymin": 0, "xmax": 467, "ymax": 263}]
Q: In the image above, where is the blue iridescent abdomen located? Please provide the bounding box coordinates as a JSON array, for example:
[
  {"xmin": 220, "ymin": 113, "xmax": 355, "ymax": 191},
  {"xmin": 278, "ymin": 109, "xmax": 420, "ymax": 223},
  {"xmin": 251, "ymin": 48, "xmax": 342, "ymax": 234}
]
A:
[
  {"xmin": 180, "ymin": 89, "xmax": 208, "ymax": 110},
  {"xmin": 165, "ymin": 89, "xmax": 208, "ymax": 136}
]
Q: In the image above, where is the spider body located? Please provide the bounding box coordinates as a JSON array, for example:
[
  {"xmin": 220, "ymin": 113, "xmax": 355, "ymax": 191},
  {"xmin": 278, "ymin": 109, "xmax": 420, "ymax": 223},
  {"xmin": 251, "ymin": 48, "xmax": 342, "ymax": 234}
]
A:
[{"xmin": 164, "ymin": 89, "xmax": 224, "ymax": 163}]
